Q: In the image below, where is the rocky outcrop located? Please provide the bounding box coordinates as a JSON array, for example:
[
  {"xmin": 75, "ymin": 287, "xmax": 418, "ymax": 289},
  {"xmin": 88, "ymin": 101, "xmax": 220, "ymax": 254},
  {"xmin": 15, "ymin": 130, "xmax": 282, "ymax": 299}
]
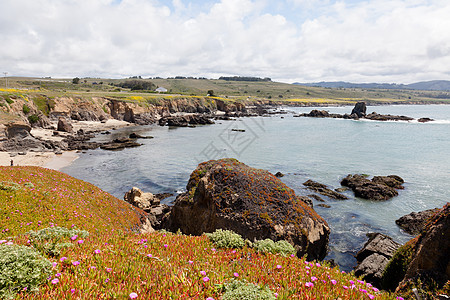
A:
[
  {"xmin": 341, "ymin": 174, "xmax": 404, "ymax": 200},
  {"xmin": 395, "ymin": 208, "xmax": 440, "ymax": 235},
  {"xmin": 5, "ymin": 122, "xmax": 31, "ymax": 138},
  {"xmin": 383, "ymin": 203, "xmax": 449, "ymax": 296},
  {"xmin": 99, "ymin": 137, "xmax": 141, "ymax": 150},
  {"xmin": 303, "ymin": 179, "xmax": 348, "ymax": 200},
  {"xmin": 158, "ymin": 114, "xmax": 215, "ymax": 127},
  {"xmin": 351, "ymin": 102, "xmax": 367, "ymax": 118},
  {"xmin": 162, "ymin": 158, "xmax": 330, "ymax": 260},
  {"xmin": 365, "ymin": 112, "xmax": 414, "ymax": 121},
  {"xmin": 124, "ymin": 187, "xmax": 170, "ymax": 229},
  {"xmin": 57, "ymin": 117, "xmax": 73, "ymax": 133},
  {"xmin": 418, "ymin": 117, "xmax": 434, "ymax": 123},
  {"xmin": 354, "ymin": 233, "xmax": 401, "ymax": 287}
]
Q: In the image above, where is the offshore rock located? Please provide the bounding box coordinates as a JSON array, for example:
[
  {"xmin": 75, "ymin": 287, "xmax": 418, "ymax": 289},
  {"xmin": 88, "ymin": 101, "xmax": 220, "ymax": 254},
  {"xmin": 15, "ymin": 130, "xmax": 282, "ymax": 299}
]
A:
[
  {"xmin": 162, "ymin": 158, "xmax": 330, "ymax": 260},
  {"xmin": 341, "ymin": 174, "xmax": 404, "ymax": 200},
  {"xmin": 395, "ymin": 208, "xmax": 440, "ymax": 235},
  {"xmin": 303, "ymin": 179, "xmax": 348, "ymax": 200},
  {"xmin": 351, "ymin": 102, "xmax": 367, "ymax": 118}
]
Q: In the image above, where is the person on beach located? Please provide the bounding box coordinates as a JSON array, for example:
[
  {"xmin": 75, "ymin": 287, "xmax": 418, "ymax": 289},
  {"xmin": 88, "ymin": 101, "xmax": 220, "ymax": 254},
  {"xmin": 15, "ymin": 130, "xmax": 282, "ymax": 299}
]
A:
[{"xmin": 10, "ymin": 160, "xmax": 13, "ymax": 166}]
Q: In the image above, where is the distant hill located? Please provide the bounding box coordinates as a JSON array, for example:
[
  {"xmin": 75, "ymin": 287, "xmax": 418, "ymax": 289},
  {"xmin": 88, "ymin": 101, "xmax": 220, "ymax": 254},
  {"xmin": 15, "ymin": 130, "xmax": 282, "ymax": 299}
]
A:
[{"xmin": 294, "ymin": 80, "xmax": 450, "ymax": 91}]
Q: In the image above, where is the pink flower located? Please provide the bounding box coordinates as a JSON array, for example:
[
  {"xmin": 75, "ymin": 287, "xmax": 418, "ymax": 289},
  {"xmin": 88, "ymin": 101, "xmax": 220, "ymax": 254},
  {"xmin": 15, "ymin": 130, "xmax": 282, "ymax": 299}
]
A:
[
  {"xmin": 60, "ymin": 257, "xmax": 67, "ymax": 262},
  {"xmin": 55, "ymin": 273, "xmax": 62, "ymax": 277},
  {"xmin": 52, "ymin": 262, "xmax": 57, "ymax": 268},
  {"xmin": 343, "ymin": 285, "xmax": 349, "ymax": 290},
  {"xmin": 231, "ymin": 250, "xmax": 236, "ymax": 254},
  {"xmin": 70, "ymin": 288, "xmax": 76, "ymax": 294},
  {"xmin": 106, "ymin": 267, "xmax": 112, "ymax": 272},
  {"xmin": 70, "ymin": 235, "xmax": 78, "ymax": 241},
  {"xmin": 274, "ymin": 292, "xmax": 278, "ymax": 298},
  {"xmin": 233, "ymin": 272, "xmax": 239, "ymax": 277},
  {"xmin": 349, "ymin": 280, "xmax": 355, "ymax": 285},
  {"xmin": 77, "ymin": 240, "xmax": 84, "ymax": 244},
  {"xmin": 372, "ymin": 287, "xmax": 379, "ymax": 292},
  {"xmin": 163, "ymin": 244, "xmax": 168, "ymax": 248},
  {"xmin": 94, "ymin": 249, "xmax": 101, "ymax": 254},
  {"xmin": 188, "ymin": 260, "xmax": 193, "ymax": 264},
  {"xmin": 200, "ymin": 271, "xmax": 207, "ymax": 276},
  {"xmin": 129, "ymin": 292, "xmax": 138, "ymax": 299},
  {"xmin": 396, "ymin": 297, "xmax": 404, "ymax": 300},
  {"xmin": 311, "ymin": 276, "xmax": 318, "ymax": 281},
  {"xmin": 147, "ymin": 254, "xmax": 153, "ymax": 258},
  {"xmin": 305, "ymin": 282, "xmax": 314, "ymax": 288},
  {"xmin": 276, "ymin": 265, "xmax": 282, "ymax": 269},
  {"xmin": 206, "ymin": 298, "xmax": 215, "ymax": 300},
  {"xmin": 203, "ymin": 276, "xmax": 210, "ymax": 282},
  {"xmin": 290, "ymin": 254, "xmax": 295, "ymax": 258},
  {"xmin": 316, "ymin": 262, "xmax": 321, "ymax": 267},
  {"xmin": 331, "ymin": 279, "xmax": 337, "ymax": 285},
  {"xmin": 72, "ymin": 261, "xmax": 80, "ymax": 266},
  {"xmin": 51, "ymin": 278, "xmax": 59, "ymax": 284},
  {"xmin": 368, "ymin": 294, "xmax": 375, "ymax": 299}
]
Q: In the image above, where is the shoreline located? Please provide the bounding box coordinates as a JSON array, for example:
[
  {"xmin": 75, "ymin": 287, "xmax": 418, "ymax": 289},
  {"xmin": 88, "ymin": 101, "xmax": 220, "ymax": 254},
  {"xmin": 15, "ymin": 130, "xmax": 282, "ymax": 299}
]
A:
[{"xmin": 0, "ymin": 119, "xmax": 133, "ymax": 170}]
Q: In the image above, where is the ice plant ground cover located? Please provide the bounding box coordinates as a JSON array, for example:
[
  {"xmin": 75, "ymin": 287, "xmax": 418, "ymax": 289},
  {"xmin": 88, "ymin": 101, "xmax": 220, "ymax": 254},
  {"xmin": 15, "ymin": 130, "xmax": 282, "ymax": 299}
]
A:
[{"xmin": 0, "ymin": 166, "xmax": 402, "ymax": 299}]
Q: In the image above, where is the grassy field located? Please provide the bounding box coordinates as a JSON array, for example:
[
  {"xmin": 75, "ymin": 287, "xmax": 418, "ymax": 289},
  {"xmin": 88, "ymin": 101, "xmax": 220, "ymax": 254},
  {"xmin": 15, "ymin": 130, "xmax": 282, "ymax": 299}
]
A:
[
  {"xmin": 0, "ymin": 166, "xmax": 404, "ymax": 299},
  {"xmin": 2, "ymin": 76, "xmax": 450, "ymax": 105}
]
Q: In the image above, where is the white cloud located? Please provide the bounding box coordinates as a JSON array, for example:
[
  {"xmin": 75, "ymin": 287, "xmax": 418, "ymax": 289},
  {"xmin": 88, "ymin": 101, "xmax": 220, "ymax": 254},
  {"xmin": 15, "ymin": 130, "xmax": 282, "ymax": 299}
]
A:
[{"xmin": 0, "ymin": 0, "xmax": 450, "ymax": 83}]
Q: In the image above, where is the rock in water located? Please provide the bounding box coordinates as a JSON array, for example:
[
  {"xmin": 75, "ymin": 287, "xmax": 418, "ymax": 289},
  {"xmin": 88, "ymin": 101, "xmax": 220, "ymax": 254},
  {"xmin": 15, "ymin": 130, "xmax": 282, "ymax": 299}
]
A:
[
  {"xmin": 351, "ymin": 102, "xmax": 367, "ymax": 118},
  {"xmin": 395, "ymin": 208, "xmax": 440, "ymax": 235},
  {"xmin": 354, "ymin": 233, "xmax": 401, "ymax": 287},
  {"xmin": 162, "ymin": 158, "xmax": 330, "ymax": 260},
  {"xmin": 341, "ymin": 174, "xmax": 404, "ymax": 200}
]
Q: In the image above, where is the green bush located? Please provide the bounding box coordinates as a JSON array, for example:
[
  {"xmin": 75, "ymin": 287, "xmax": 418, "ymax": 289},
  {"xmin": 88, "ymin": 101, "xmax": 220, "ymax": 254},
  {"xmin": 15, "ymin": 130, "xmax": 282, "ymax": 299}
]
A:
[
  {"xmin": 205, "ymin": 229, "xmax": 245, "ymax": 249},
  {"xmin": 22, "ymin": 104, "xmax": 30, "ymax": 114},
  {"xmin": 28, "ymin": 114, "xmax": 39, "ymax": 124},
  {"xmin": 0, "ymin": 181, "xmax": 21, "ymax": 192},
  {"xmin": 0, "ymin": 244, "xmax": 52, "ymax": 299},
  {"xmin": 28, "ymin": 227, "xmax": 89, "ymax": 257},
  {"xmin": 4, "ymin": 96, "xmax": 13, "ymax": 104},
  {"xmin": 253, "ymin": 239, "xmax": 296, "ymax": 256},
  {"xmin": 28, "ymin": 226, "xmax": 89, "ymax": 242},
  {"xmin": 222, "ymin": 279, "xmax": 276, "ymax": 300}
]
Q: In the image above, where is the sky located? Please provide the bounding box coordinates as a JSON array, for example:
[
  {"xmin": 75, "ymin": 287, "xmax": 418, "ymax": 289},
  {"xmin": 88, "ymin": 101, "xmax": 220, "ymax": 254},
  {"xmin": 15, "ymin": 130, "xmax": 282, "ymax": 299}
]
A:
[{"xmin": 1, "ymin": 0, "xmax": 450, "ymax": 83}]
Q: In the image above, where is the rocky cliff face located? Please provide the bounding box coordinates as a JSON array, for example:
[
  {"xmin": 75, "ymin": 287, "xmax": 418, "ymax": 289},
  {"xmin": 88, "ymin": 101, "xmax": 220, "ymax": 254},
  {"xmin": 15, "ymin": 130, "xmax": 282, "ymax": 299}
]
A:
[
  {"xmin": 382, "ymin": 203, "xmax": 449, "ymax": 297},
  {"xmin": 162, "ymin": 158, "xmax": 330, "ymax": 261}
]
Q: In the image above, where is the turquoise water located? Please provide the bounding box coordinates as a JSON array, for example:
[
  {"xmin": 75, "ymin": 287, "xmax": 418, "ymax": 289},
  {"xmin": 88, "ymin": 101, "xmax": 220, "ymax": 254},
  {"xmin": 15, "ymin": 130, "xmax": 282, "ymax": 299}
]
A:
[{"xmin": 62, "ymin": 104, "xmax": 450, "ymax": 271}]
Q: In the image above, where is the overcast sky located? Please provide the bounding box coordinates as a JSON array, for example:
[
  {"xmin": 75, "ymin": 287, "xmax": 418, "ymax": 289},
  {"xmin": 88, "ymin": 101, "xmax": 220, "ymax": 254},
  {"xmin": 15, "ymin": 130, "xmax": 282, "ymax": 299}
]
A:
[{"xmin": 1, "ymin": 0, "xmax": 450, "ymax": 83}]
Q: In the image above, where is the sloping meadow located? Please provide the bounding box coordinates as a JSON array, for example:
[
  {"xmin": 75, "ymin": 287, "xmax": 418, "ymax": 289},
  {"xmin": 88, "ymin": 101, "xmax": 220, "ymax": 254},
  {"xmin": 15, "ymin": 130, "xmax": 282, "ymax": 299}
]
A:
[{"xmin": 0, "ymin": 166, "xmax": 400, "ymax": 299}]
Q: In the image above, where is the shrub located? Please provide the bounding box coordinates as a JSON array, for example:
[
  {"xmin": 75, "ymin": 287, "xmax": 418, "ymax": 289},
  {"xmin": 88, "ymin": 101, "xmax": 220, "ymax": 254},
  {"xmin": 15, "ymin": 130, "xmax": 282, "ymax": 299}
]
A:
[
  {"xmin": 222, "ymin": 279, "xmax": 276, "ymax": 300},
  {"xmin": 205, "ymin": 229, "xmax": 245, "ymax": 249},
  {"xmin": 4, "ymin": 96, "xmax": 14, "ymax": 104},
  {"xmin": 28, "ymin": 226, "xmax": 89, "ymax": 242},
  {"xmin": 0, "ymin": 181, "xmax": 21, "ymax": 192},
  {"xmin": 0, "ymin": 244, "xmax": 52, "ymax": 299},
  {"xmin": 28, "ymin": 227, "xmax": 89, "ymax": 257},
  {"xmin": 253, "ymin": 239, "xmax": 296, "ymax": 256},
  {"xmin": 28, "ymin": 114, "xmax": 39, "ymax": 124},
  {"xmin": 381, "ymin": 240, "xmax": 415, "ymax": 291},
  {"xmin": 22, "ymin": 104, "xmax": 30, "ymax": 114}
]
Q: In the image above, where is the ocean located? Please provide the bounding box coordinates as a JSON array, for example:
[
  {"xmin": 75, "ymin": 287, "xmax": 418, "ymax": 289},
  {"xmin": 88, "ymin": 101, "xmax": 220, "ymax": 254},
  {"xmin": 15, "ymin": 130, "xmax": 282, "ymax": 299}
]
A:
[{"xmin": 62, "ymin": 104, "xmax": 450, "ymax": 271}]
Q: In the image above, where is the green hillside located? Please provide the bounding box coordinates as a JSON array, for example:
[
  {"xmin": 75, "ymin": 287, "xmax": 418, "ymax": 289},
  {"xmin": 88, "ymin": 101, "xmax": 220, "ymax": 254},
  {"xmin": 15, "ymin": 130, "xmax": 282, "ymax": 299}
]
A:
[{"xmin": 0, "ymin": 166, "xmax": 400, "ymax": 299}]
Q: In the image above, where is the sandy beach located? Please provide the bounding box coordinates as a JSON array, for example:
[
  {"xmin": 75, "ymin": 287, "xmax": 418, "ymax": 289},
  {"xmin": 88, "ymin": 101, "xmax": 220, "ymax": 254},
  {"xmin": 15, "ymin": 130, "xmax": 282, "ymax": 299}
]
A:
[{"xmin": 0, "ymin": 119, "xmax": 132, "ymax": 170}]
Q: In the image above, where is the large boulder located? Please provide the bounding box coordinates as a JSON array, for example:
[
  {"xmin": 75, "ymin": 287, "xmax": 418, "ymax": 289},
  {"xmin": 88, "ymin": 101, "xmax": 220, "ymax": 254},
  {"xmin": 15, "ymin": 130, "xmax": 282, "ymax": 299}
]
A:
[
  {"xmin": 162, "ymin": 159, "xmax": 330, "ymax": 260},
  {"xmin": 383, "ymin": 203, "xmax": 449, "ymax": 296},
  {"xmin": 354, "ymin": 233, "xmax": 401, "ymax": 287},
  {"xmin": 395, "ymin": 207, "xmax": 440, "ymax": 235},
  {"xmin": 341, "ymin": 174, "xmax": 404, "ymax": 200},
  {"xmin": 351, "ymin": 102, "xmax": 367, "ymax": 118},
  {"xmin": 57, "ymin": 117, "xmax": 73, "ymax": 133}
]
